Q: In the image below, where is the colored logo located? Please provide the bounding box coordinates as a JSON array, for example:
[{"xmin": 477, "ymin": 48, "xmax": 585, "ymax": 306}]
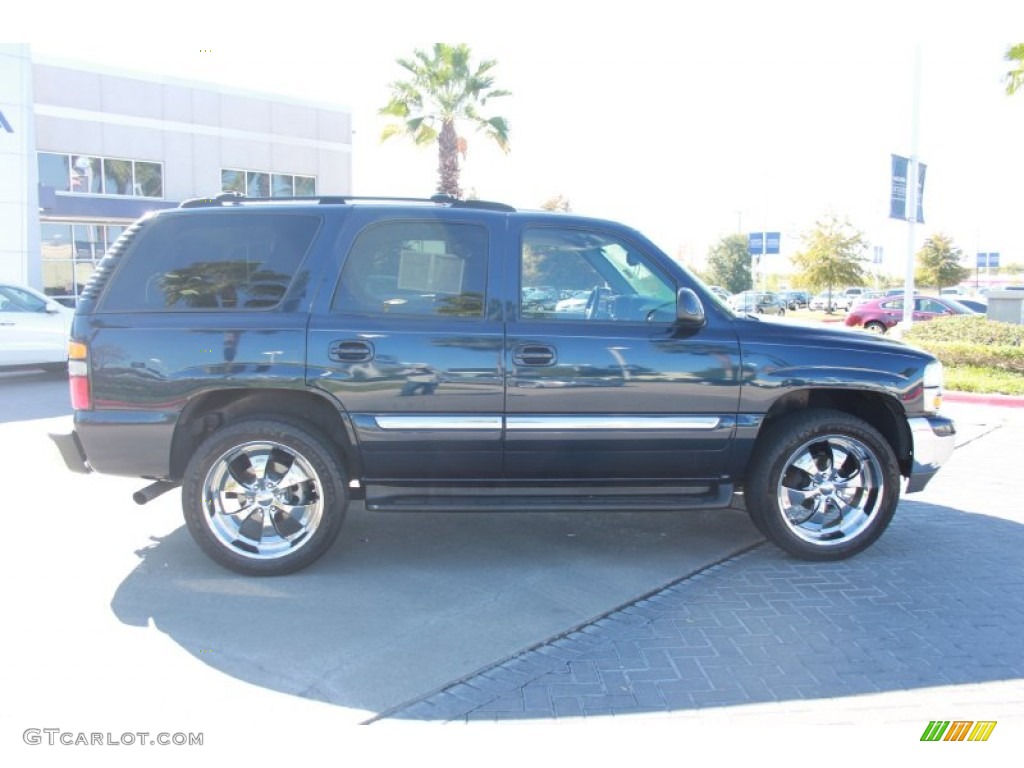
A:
[
  {"xmin": 0, "ymin": 110, "xmax": 13, "ymax": 133},
  {"xmin": 921, "ymin": 720, "xmax": 997, "ymax": 742}
]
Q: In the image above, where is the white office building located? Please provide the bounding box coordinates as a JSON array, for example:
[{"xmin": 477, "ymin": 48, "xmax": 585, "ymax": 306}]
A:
[{"xmin": 0, "ymin": 44, "xmax": 353, "ymax": 304}]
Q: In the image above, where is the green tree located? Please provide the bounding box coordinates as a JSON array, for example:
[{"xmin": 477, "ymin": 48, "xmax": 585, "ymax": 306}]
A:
[
  {"xmin": 915, "ymin": 233, "xmax": 969, "ymax": 290},
  {"xmin": 380, "ymin": 43, "xmax": 511, "ymax": 198},
  {"xmin": 1005, "ymin": 43, "xmax": 1024, "ymax": 96},
  {"xmin": 791, "ymin": 214, "xmax": 868, "ymax": 311},
  {"xmin": 705, "ymin": 233, "xmax": 752, "ymax": 293}
]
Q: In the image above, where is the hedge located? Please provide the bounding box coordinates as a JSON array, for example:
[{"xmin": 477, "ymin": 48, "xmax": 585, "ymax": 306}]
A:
[{"xmin": 902, "ymin": 316, "xmax": 1024, "ymax": 374}]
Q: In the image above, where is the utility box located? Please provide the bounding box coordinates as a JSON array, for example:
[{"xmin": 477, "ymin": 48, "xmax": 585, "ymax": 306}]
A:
[{"xmin": 986, "ymin": 290, "xmax": 1024, "ymax": 325}]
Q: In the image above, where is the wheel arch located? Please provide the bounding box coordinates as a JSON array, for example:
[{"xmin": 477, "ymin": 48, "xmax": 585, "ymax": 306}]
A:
[
  {"xmin": 169, "ymin": 388, "xmax": 360, "ymax": 482},
  {"xmin": 757, "ymin": 389, "xmax": 913, "ymax": 477}
]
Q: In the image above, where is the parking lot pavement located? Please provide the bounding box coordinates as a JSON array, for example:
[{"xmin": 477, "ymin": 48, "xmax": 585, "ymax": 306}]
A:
[{"xmin": 381, "ymin": 401, "xmax": 1024, "ymax": 744}]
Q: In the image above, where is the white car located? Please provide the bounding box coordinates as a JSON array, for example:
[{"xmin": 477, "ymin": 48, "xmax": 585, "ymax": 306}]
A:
[
  {"xmin": 809, "ymin": 291, "xmax": 843, "ymax": 312},
  {"xmin": 0, "ymin": 282, "xmax": 73, "ymax": 371},
  {"xmin": 554, "ymin": 291, "xmax": 591, "ymax": 318}
]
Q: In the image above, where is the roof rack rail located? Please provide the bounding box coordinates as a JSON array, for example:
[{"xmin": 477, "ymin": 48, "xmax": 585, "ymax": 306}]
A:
[
  {"xmin": 178, "ymin": 192, "xmax": 515, "ymax": 211},
  {"xmin": 179, "ymin": 191, "xmax": 246, "ymax": 208}
]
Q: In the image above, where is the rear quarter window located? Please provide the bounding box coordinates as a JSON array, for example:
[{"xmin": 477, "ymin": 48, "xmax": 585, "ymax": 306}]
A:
[{"xmin": 99, "ymin": 212, "xmax": 320, "ymax": 311}]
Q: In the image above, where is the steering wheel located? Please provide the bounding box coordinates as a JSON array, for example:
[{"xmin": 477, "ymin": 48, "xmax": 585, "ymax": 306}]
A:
[{"xmin": 584, "ymin": 286, "xmax": 612, "ymax": 319}]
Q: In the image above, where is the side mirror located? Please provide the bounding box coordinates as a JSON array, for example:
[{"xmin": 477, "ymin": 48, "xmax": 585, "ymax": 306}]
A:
[{"xmin": 676, "ymin": 288, "xmax": 706, "ymax": 328}]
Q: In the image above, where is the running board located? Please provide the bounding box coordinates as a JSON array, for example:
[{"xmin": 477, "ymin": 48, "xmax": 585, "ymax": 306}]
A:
[{"xmin": 363, "ymin": 482, "xmax": 734, "ymax": 512}]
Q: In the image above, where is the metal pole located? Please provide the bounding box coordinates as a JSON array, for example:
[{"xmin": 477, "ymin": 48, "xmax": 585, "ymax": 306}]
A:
[
  {"xmin": 762, "ymin": 182, "xmax": 768, "ymax": 293},
  {"xmin": 902, "ymin": 45, "xmax": 922, "ymax": 328}
]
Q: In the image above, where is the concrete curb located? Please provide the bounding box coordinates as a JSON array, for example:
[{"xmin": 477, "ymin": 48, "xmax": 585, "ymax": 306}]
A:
[{"xmin": 944, "ymin": 390, "xmax": 1024, "ymax": 408}]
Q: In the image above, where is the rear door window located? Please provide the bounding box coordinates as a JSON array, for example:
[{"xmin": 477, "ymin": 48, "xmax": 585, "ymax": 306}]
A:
[
  {"xmin": 100, "ymin": 212, "xmax": 320, "ymax": 311},
  {"xmin": 331, "ymin": 220, "xmax": 488, "ymax": 319}
]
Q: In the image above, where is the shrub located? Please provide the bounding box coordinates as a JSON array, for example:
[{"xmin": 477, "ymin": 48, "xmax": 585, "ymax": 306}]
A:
[
  {"xmin": 902, "ymin": 315, "xmax": 1024, "ymax": 346},
  {"xmin": 902, "ymin": 316, "xmax": 1024, "ymax": 374}
]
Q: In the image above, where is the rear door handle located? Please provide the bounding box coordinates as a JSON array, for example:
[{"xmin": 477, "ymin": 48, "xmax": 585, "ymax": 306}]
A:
[
  {"xmin": 512, "ymin": 344, "xmax": 556, "ymax": 367},
  {"xmin": 329, "ymin": 340, "xmax": 375, "ymax": 363}
]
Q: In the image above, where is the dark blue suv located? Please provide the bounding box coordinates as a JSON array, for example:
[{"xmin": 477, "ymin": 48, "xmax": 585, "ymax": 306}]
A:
[{"xmin": 51, "ymin": 194, "xmax": 956, "ymax": 575}]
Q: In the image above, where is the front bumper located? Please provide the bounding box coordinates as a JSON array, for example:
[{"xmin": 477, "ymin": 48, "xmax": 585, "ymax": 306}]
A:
[{"xmin": 905, "ymin": 415, "xmax": 956, "ymax": 493}]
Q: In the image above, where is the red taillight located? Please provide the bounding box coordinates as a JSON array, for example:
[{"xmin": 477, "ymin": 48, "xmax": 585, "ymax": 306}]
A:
[{"xmin": 68, "ymin": 341, "xmax": 92, "ymax": 410}]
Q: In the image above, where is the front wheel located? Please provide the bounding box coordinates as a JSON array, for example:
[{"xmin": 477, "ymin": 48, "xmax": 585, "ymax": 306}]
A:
[
  {"xmin": 182, "ymin": 418, "xmax": 348, "ymax": 575},
  {"xmin": 745, "ymin": 409, "xmax": 900, "ymax": 560}
]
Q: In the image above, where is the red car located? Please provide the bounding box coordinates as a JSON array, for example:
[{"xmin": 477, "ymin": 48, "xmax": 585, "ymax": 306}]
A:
[{"xmin": 845, "ymin": 295, "xmax": 977, "ymax": 334}]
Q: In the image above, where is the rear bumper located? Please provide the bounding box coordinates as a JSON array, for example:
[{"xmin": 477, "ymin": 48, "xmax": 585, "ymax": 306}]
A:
[
  {"xmin": 905, "ymin": 415, "xmax": 956, "ymax": 493},
  {"xmin": 49, "ymin": 428, "xmax": 91, "ymax": 474},
  {"xmin": 49, "ymin": 411, "xmax": 176, "ymax": 479}
]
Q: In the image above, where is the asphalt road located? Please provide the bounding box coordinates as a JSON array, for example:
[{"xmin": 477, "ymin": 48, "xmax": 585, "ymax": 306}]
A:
[{"xmin": 1, "ymin": 368, "xmax": 1019, "ymax": 766}]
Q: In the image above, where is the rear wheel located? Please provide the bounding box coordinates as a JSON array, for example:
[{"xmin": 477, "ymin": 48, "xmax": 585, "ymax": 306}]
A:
[
  {"xmin": 745, "ymin": 409, "xmax": 900, "ymax": 560},
  {"xmin": 182, "ymin": 418, "xmax": 348, "ymax": 575},
  {"xmin": 864, "ymin": 321, "xmax": 887, "ymax": 334}
]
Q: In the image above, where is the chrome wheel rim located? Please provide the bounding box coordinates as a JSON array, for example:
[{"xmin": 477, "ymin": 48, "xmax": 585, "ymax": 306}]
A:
[
  {"xmin": 202, "ymin": 440, "xmax": 323, "ymax": 560},
  {"xmin": 775, "ymin": 434, "xmax": 885, "ymax": 547}
]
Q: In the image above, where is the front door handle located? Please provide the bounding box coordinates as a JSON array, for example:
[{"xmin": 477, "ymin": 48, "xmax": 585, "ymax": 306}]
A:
[
  {"xmin": 512, "ymin": 344, "xmax": 556, "ymax": 367},
  {"xmin": 329, "ymin": 340, "xmax": 375, "ymax": 363}
]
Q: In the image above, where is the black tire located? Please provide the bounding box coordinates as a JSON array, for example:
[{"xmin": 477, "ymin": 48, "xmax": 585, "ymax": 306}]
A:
[
  {"xmin": 745, "ymin": 409, "xmax": 900, "ymax": 560},
  {"xmin": 864, "ymin": 321, "xmax": 887, "ymax": 334},
  {"xmin": 182, "ymin": 418, "xmax": 348, "ymax": 575}
]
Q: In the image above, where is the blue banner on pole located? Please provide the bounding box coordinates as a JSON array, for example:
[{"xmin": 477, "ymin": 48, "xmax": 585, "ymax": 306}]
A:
[
  {"xmin": 915, "ymin": 163, "xmax": 926, "ymax": 223},
  {"xmin": 890, "ymin": 155, "xmax": 926, "ymax": 222},
  {"xmin": 890, "ymin": 155, "xmax": 908, "ymax": 220},
  {"xmin": 748, "ymin": 232, "xmax": 780, "ymax": 255}
]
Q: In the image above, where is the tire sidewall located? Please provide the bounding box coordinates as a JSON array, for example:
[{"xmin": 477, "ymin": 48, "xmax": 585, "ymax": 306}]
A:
[
  {"xmin": 182, "ymin": 418, "xmax": 348, "ymax": 576},
  {"xmin": 746, "ymin": 409, "xmax": 900, "ymax": 560}
]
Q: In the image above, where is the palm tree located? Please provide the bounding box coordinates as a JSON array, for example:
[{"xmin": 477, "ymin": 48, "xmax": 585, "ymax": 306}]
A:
[
  {"xmin": 1006, "ymin": 43, "xmax": 1024, "ymax": 96},
  {"xmin": 380, "ymin": 44, "xmax": 511, "ymax": 198}
]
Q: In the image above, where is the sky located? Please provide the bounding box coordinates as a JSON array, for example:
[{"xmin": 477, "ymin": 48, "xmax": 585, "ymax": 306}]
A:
[{"xmin": 13, "ymin": 0, "xmax": 1024, "ymax": 279}]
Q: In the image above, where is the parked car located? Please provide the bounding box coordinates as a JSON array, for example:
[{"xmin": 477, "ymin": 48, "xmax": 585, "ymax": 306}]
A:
[
  {"xmin": 729, "ymin": 291, "xmax": 786, "ymax": 315},
  {"xmin": 707, "ymin": 285, "xmax": 731, "ymax": 303},
  {"xmin": 845, "ymin": 295, "xmax": 977, "ymax": 334},
  {"xmin": 809, "ymin": 291, "xmax": 842, "ymax": 312},
  {"xmin": 0, "ymin": 282, "xmax": 73, "ymax": 371},
  {"xmin": 50, "ymin": 192, "xmax": 955, "ymax": 575},
  {"xmin": 554, "ymin": 291, "xmax": 590, "ymax": 318},
  {"xmin": 956, "ymin": 298, "xmax": 987, "ymax": 313},
  {"xmin": 848, "ymin": 290, "xmax": 884, "ymax": 311},
  {"xmin": 777, "ymin": 290, "xmax": 810, "ymax": 310}
]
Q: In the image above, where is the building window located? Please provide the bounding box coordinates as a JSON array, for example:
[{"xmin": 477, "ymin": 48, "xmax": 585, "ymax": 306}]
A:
[
  {"xmin": 38, "ymin": 153, "xmax": 71, "ymax": 191},
  {"xmin": 71, "ymin": 156, "xmax": 102, "ymax": 193},
  {"xmin": 103, "ymin": 158, "xmax": 134, "ymax": 195},
  {"xmin": 134, "ymin": 161, "xmax": 163, "ymax": 197},
  {"xmin": 246, "ymin": 172, "xmax": 269, "ymax": 198},
  {"xmin": 223, "ymin": 168, "xmax": 316, "ymax": 198},
  {"xmin": 40, "ymin": 222, "xmax": 133, "ymax": 302},
  {"xmin": 37, "ymin": 152, "xmax": 164, "ymax": 198}
]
